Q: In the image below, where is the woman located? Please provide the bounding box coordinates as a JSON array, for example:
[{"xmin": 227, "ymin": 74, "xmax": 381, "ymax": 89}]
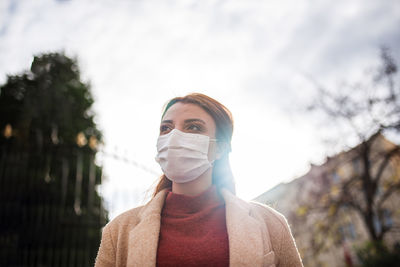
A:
[{"xmin": 95, "ymin": 93, "xmax": 303, "ymax": 267}]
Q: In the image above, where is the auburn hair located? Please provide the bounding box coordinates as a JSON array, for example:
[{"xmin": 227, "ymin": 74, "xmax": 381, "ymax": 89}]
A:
[{"xmin": 152, "ymin": 93, "xmax": 235, "ymax": 197}]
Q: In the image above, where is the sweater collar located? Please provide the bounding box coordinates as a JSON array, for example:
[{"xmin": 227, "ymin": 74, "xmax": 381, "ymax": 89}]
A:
[{"xmin": 162, "ymin": 185, "xmax": 223, "ymax": 215}]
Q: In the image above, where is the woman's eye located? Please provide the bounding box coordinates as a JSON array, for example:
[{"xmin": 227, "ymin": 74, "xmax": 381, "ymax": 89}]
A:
[
  {"xmin": 160, "ymin": 125, "xmax": 172, "ymax": 134},
  {"xmin": 187, "ymin": 124, "xmax": 202, "ymax": 132}
]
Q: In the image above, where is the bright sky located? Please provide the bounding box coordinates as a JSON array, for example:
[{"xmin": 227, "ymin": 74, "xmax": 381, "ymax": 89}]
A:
[{"xmin": 1, "ymin": 0, "xmax": 399, "ymax": 219}]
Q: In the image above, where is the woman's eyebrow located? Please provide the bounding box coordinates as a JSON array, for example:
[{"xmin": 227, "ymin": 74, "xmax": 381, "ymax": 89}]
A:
[
  {"xmin": 161, "ymin": 120, "xmax": 173, "ymax": 124},
  {"xmin": 184, "ymin": 119, "xmax": 206, "ymax": 124}
]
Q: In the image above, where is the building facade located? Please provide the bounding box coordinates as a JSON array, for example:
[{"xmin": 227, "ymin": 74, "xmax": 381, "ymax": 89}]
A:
[{"xmin": 254, "ymin": 134, "xmax": 400, "ymax": 267}]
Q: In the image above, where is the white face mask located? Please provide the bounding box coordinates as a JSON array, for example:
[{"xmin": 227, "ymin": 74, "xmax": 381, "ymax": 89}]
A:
[{"xmin": 155, "ymin": 129, "xmax": 217, "ymax": 183}]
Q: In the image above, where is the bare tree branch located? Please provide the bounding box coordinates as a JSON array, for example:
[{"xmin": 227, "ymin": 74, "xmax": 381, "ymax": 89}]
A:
[
  {"xmin": 374, "ymin": 146, "xmax": 400, "ymax": 184},
  {"xmin": 299, "ymin": 47, "xmax": 400, "ymax": 247}
]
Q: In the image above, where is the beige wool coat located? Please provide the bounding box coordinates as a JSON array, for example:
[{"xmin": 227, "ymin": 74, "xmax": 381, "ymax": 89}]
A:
[{"xmin": 95, "ymin": 188, "xmax": 303, "ymax": 267}]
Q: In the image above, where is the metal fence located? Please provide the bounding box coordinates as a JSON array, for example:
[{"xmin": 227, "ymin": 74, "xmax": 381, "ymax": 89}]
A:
[{"xmin": 0, "ymin": 141, "xmax": 108, "ymax": 267}]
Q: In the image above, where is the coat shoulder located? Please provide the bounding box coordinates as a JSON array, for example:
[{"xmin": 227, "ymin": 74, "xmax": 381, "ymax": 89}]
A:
[
  {"xmin": 104, "ymin": 189, "xmax": 168, "ymax": 235},
  {"xmin": 104, "ymin": 205, "xmax": 144, "ymax": 233},
  {"xmin": 248, "ymin": 201, "xmax": 289, "ymax": 229}
]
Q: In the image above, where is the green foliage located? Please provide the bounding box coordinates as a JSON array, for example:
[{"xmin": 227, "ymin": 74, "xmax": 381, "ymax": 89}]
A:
[
  {"xmin": 355, "ymin": 241, "xmax": 400, "ymax": 267},
  {"xmin": 0, "ymin": 52, "xmax": 101, "ymax": 147}
]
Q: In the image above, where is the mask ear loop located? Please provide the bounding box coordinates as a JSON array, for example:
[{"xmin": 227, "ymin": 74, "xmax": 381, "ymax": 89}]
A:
[
  {"xmin": 212, "ymin": 139, "xmax": 232, "ymax": 162},
  {"xmin": 208, "ymin": 138, "xmax": 219, "ymax": 164}
]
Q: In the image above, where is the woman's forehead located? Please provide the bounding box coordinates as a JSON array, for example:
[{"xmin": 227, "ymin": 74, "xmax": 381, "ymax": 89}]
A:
[{"xmin": 163, "ymin": 103, "xmax": 214, "ymax": 123}]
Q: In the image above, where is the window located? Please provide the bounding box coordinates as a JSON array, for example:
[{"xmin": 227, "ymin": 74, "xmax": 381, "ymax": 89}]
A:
[
  {"xmin": 332, "ymin": 171, "xmax": 340, "ymax": 183},
  {"xmin": 383, "ymin": 209, "xmax": 393, "ymax": 228},
  {"xmin": 338, "ymin": 223, "xmax": 357, "ymax": 241}
]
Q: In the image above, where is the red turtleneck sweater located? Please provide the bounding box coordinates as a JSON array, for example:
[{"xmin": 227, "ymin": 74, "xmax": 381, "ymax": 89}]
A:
[{"xmin": 156, "ymin": 186, "xmax": 229, "ymax": 267}]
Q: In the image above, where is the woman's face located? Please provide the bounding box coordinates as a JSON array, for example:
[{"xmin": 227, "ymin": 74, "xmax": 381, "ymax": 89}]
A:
[{"xmin": 160, "ymin": 102, "xmax": 219, "ymax": 160}]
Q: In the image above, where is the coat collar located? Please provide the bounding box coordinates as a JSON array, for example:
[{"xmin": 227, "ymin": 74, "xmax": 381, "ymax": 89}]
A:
[
  {"xmin": 126, "ymin": 188, "xmax": 268, "ymax": 267},
  {"xmin": 127, "ymin": 189, "xmax": 168, "ymax": 267}
]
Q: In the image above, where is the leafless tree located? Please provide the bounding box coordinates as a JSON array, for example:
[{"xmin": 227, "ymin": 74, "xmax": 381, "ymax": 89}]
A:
[{"xmin": 295, "ymin": 47, "xmax": 400, "ymax": 252}]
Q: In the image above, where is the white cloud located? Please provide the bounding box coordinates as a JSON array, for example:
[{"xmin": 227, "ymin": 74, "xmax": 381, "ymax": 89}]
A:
[{"xmin": 1, "ymin": 0, "xmax": 399, "ymax": 218}]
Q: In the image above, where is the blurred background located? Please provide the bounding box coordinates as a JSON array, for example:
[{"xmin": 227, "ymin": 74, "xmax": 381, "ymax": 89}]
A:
[{"xmin": 0, "ymin": 0, "xmax": 399, "ymax": 266}]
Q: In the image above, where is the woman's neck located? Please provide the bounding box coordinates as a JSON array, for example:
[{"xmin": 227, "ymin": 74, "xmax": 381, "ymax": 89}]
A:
[{"xmin": 172, "ymin": 168, "xmax": 213, "ymax": 196}]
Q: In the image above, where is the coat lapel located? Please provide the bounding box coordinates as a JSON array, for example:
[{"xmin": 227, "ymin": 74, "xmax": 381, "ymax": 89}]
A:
[
  {"xmin": 126, "ymin": 189, "xmax": 168, "ymax": 267},
  {"xmin": 221, "ymin": 189, "xmax": 266, "ymax": 267}
]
